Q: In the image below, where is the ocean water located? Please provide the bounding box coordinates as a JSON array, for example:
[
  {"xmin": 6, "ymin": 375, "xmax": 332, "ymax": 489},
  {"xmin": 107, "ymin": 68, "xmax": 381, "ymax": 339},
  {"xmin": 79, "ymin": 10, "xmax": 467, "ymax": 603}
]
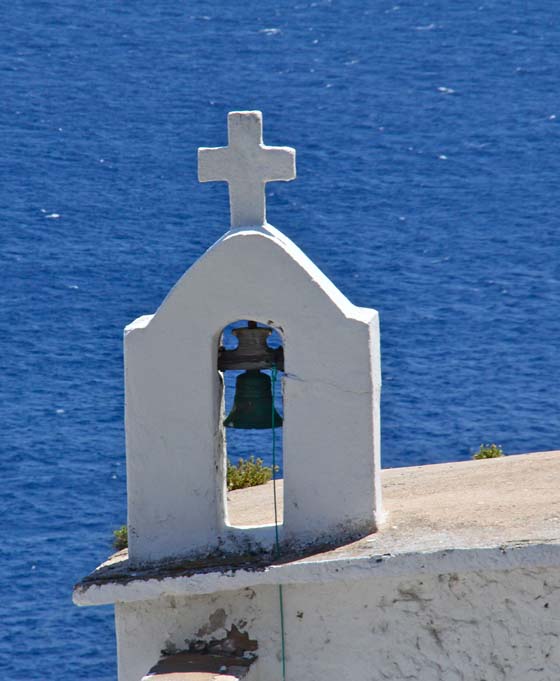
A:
[{"xmin": 2, "ymin": 1, "xmax": 559, "ymax": 678}]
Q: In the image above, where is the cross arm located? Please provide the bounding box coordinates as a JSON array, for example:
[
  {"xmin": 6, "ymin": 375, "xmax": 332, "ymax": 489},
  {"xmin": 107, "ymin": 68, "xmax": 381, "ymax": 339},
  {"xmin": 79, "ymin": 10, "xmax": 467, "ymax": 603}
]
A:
[
  {"xmin": 198, "ymin": 146, "xmax": 231, "ymax": 183},
  {"xmin": 260, "ymin": 145, "xmax": 296, "ymax": 182}
]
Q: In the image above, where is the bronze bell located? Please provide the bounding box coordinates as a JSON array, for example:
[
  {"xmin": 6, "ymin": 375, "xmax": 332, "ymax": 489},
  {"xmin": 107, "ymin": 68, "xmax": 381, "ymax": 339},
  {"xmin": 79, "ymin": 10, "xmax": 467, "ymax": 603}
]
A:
[{"xmin": 224, "ymin": 369, "xmax": 283, "ymax": 429}]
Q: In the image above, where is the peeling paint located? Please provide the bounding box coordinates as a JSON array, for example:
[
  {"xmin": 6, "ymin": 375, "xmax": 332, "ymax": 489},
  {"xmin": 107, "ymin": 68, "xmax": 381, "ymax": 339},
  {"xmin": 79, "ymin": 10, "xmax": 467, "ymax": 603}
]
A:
[
  {"xmin": 196, "ymin": 608, "xmax": 227, "ymax": 637},
  {"xmin": 116, "ymin": 567, "xmax": 560, "ymax": 681},
  {"xmin": 156, "ymin": 623, "xmax": 258, "ymax": 680}
]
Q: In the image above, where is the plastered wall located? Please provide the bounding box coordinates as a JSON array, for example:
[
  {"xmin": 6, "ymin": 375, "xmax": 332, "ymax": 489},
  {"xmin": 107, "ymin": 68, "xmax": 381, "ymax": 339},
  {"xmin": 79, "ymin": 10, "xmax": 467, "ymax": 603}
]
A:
[{"xmin": 116, "ymin": 565, "xmax": 560, "ymax": 681}]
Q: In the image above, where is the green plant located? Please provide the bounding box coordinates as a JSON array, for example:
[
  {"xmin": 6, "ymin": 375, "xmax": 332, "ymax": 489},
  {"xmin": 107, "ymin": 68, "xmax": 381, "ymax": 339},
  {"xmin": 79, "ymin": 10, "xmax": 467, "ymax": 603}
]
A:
[
  {"xmin": 227, "ymin": 456, "xmax": 278, "ymax": 491},
  {"xmin": 113, "ymin": 525, "xmax": 128, "ymax": 550},
  {"xmin": 473, "ymin": 443, "xmax": 504, "ymax": 460}
]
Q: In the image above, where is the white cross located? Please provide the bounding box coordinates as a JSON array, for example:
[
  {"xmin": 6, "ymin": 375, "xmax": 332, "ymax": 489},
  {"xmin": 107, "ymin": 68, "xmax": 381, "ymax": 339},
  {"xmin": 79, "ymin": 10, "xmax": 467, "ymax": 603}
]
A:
[{"xmin": 198, "ymin": 111, "xmax": 296, "ymax": 228}]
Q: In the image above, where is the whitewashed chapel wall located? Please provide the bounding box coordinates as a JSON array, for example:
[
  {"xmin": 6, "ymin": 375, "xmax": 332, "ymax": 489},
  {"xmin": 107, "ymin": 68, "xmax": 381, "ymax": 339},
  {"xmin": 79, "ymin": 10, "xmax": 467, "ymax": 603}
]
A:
[{"xmin": 116, "ymin": 566, "xmax": 560, "ymax": 681}]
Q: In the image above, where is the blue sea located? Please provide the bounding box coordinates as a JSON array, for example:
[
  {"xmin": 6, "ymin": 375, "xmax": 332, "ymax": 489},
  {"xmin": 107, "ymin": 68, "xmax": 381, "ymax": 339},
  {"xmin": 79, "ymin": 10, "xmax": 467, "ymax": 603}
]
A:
[{"xmin": 2, "ymin": 1, "xmax": 559, "ymax": 678}]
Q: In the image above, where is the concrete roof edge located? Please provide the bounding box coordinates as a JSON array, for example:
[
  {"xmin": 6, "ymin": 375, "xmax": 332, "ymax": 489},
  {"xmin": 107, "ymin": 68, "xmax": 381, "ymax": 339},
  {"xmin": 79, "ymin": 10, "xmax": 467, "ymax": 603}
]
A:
[{"xmin": 73, "ymin": 539, "xmax": 560, "ymax": 607}]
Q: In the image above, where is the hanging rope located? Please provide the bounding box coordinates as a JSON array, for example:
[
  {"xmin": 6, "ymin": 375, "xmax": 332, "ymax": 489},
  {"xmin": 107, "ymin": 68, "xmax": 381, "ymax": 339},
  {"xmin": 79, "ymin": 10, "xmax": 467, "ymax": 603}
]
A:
[
  {"xmin": 271, "ymin": 365, "xmax": 287, "ymax": 681},
  {"xmin": 271, "ymin": 365, "xmax": 282, "ymax": 553}
]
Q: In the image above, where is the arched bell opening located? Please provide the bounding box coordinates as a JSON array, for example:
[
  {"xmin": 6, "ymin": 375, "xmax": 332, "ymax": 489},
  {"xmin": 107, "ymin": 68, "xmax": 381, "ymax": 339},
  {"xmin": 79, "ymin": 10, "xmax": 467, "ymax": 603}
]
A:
[{"xmin": 218, "ymin": 320, "xmax": 284, "ymax": 529}]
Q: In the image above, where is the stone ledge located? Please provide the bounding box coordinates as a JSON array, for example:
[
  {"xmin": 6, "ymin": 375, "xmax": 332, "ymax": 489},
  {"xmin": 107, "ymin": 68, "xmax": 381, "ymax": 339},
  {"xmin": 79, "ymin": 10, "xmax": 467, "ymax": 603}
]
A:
[{"xmin": 74, "ymin": 450, "xmax": 560, "ymax": 606}]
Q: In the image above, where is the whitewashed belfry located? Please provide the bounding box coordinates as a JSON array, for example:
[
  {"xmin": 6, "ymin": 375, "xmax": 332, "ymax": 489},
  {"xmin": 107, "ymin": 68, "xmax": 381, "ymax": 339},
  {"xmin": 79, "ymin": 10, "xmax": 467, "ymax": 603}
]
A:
[
  {"xmin": 124, "ymin": 110, "xmax": 382, "ymax": 564},
  {"xmin": 75, "ymin": 111, "xmax": 560, "ymax": 681}
]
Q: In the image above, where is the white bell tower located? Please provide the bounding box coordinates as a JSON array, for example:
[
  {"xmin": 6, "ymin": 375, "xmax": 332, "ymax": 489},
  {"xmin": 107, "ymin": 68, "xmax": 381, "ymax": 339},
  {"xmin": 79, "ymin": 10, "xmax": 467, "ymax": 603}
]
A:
[{"xmin": 124, "ymin": 111, "xmax": 382, "ymax": 564}]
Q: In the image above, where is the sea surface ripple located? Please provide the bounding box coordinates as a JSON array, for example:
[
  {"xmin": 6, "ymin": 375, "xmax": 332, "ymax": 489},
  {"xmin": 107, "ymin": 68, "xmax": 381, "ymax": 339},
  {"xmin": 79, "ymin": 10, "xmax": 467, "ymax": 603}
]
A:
[{"xmin": 1, "ymin": 1, "xmax": 559, "ymax": 678}]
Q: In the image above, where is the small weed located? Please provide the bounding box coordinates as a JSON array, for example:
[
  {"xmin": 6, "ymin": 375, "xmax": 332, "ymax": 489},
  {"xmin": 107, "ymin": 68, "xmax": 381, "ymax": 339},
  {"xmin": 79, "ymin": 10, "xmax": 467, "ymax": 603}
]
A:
[
  {"xmin": 113, "ymin": 525, "xmax": 128, "ymax": 550},
  {"xmin": 473, "ymin": 443, "xmax": 504, "ymax": 460},
  {"xmin": 227, "ymin": 456, "xmax": 278, "ymax": 491}
]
